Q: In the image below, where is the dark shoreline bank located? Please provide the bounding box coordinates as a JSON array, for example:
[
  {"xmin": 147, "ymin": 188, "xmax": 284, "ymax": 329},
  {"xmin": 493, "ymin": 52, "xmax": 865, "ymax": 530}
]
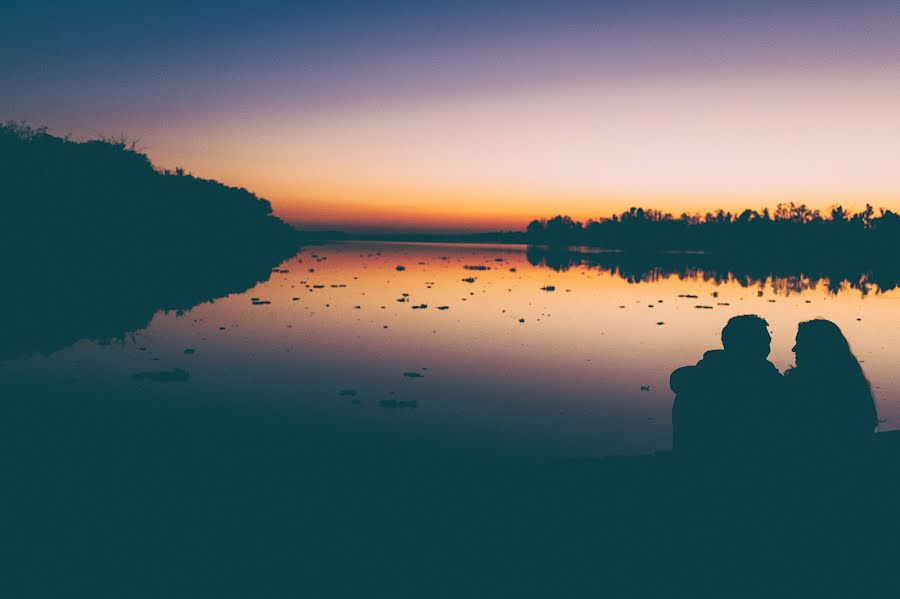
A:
[{"xmin": 4, "ymin": 382, "xmax": 899, "ymax": 597}]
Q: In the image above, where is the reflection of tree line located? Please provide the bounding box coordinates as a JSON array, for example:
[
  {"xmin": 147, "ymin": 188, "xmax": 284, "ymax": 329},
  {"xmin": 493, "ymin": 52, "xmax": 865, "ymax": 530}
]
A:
[
  {"xmin": 0, "ymin": 123, "xmax": 301, "ymax": 359},
  {"xmin": 525, "ymin": 245, "xmax": 899, "ymax": 295}
]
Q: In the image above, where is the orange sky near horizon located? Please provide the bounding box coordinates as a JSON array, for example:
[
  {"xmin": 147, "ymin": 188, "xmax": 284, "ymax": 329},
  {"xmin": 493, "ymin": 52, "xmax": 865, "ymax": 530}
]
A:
[
  {"xmin": 143, "ymin": 66, "xmax": 900, "ymax": 231},
  {"xmin": 7, "ymin": 1, "xmax": 900, "ymax": 233}
]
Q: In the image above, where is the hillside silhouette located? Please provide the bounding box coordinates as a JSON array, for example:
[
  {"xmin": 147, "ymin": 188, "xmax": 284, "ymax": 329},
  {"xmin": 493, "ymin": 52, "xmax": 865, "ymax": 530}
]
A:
[{"xmin": 0, "ymin": 122, "xmax": 301, "ymax": 359}]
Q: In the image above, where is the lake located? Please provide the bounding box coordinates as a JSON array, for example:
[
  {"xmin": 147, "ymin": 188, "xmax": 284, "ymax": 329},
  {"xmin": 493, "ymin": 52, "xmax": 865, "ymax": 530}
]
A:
[{"xmin": 3, "ymin": 241, "xmax": 898, "ymax": 459}]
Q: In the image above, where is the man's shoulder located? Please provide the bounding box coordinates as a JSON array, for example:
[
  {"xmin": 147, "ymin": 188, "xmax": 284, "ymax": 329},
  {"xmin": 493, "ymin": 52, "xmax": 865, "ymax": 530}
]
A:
[
  {"xmin": 670, "ymin": 364, "xmax": 698, "ymax": 393},
  {"xmin": 670, "ymin": 352, "xmax": 721, "ymax": 393},
  {"xmin": 701, "ymin": 349, "xmax": 727, "ymax": 362}
]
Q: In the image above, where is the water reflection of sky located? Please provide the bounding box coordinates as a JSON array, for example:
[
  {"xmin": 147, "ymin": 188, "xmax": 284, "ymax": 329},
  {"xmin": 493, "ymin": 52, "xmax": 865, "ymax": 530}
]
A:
[{"xmin": 2, "ymin": 242, "xmax": 898, "ymax": 458}]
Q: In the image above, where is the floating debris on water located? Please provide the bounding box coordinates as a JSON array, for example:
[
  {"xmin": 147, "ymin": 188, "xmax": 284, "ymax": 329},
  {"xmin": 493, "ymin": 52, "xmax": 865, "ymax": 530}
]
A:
[
  {"xmin": 411, "ymin": 304, "xmax": 428, "ymax": 310},
  {"xmin": 541, "ymin": 286, "xmax": 556, "ymax": 292},
  {"xmin": 402, "ymin": 371, "xmax": 424, "ymax": 378},
  {"xmin": 464, "ymin": 265, "xmax": 490, "ymax": 271},
  {"xmin": 131, "ymin": 368, "xmax": 190, "ymax": 383},
  {"xmin": 694, "ymin": 305, "xmax": 714, "ymax": 309},
  {"xmin": 183, "ymin": 348, "xmax": 195, "ymax": 355},
  {"xmin": 462, "ymin": 277, "xmax": 476, "ymax": 283},
  {"xmin": 338, "ymin": 389, "xmax": 358, "ymax": 397},
  {"xmin": 251, "ymin": 300, "xmax": 271, "ymax": 305},
  {"xmin": 437, "ymin": 306, "xmax": 450, "ymax": 310},
  {"xmin": 678, "ymin": 294, "xmax": 699, "ymax": 298},
  {"xmin": 640, "ymin": 385, "xmax": 650, "ymax": 391},
  {"xmin": 395, "ymin": 265, "xmax": 406, "ymax": 271},
  {"xmin": 379, "ymin": 399, "xmax": 418, "ymax": 409}
]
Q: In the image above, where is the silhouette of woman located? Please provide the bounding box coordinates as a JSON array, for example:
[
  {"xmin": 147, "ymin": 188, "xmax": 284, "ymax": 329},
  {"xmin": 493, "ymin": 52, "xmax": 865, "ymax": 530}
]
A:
[{"xmin": 785, "ymin": 319, "xmax": 878, "ymax": 457}]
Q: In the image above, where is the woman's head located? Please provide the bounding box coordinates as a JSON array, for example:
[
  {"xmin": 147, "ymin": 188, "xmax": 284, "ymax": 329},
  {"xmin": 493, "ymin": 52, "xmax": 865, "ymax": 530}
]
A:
[
  {"xmin": 792, "ymin": 319, "xmax": 853, "ymax": 369},
  {"xmin": 792, "ymin": 319, "xmax": 878, "ymax": 429}
]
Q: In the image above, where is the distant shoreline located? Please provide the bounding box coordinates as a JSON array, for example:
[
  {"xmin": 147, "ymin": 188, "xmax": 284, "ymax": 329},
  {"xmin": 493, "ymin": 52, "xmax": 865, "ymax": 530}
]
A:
[
  {"xmin": 295, "ymin": 202, "xmax": 899, "ymax": 257},
  {"xmin": 294, "ymin": 229, "xmax": 528, "ymax": 245},
  {"xmin": 294, "ymin": 233, "xmax": 899, "ymax": 295}
]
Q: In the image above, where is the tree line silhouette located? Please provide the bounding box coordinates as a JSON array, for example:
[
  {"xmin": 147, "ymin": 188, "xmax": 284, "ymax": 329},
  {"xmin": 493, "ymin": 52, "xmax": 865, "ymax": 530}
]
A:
[
  {"xmin": 525, "ymin": 205, "xmax": 900, "ymax": 254},
  {"xmin": 0, "ymin": 122, "xmax": 301, "ymax": 359}
]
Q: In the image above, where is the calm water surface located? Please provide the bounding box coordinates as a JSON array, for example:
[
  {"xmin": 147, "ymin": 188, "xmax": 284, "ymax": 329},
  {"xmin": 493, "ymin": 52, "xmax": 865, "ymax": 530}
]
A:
[{"xmin": 3, "ymin": 241, "xmax": 898, "ymax": 458}]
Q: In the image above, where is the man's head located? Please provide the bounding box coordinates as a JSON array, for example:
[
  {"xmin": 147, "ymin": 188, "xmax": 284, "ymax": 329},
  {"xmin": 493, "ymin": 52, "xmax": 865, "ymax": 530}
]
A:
[{"xmin": 721, "ymin": 315, "xmax": 771, "ymax": 360}]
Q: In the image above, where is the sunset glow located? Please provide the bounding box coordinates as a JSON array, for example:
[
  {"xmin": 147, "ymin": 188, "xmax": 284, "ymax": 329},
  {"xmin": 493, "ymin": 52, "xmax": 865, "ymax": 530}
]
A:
[{"xmin": 5, "ymin": 0, "xmax": 899, "ymax": 231}]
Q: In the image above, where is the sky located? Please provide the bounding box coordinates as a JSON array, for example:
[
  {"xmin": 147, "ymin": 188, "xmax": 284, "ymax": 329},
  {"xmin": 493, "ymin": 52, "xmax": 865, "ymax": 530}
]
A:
[{"xmin": 3, "ymin": 0, "xmax": 900, "ymax": 232}]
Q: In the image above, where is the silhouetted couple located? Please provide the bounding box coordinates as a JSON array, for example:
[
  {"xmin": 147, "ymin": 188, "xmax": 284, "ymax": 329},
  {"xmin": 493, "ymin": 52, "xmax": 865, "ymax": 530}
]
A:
[{"xmin": 671, "ymin": 315, "xmax": 878, "ymax": 471}]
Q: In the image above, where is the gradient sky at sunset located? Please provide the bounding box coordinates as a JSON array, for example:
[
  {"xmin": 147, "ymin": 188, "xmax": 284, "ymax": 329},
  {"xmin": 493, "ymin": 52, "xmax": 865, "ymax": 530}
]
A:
[{"xmin": 3, "ymin": 0, "xmax": 899, "ymax": 231}]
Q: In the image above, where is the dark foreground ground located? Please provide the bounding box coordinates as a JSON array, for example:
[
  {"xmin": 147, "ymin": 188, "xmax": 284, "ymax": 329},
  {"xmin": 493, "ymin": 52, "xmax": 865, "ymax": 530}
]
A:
[{"xmin": 3, "ymin": 390, "xmax": 899, "ymax": 598}]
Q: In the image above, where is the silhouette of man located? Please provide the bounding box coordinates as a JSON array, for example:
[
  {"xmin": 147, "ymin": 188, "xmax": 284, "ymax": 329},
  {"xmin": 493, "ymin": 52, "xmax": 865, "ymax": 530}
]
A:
[{"xmin": 670, "ymin": 315, "xmax": 784, "ymax": 464}]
